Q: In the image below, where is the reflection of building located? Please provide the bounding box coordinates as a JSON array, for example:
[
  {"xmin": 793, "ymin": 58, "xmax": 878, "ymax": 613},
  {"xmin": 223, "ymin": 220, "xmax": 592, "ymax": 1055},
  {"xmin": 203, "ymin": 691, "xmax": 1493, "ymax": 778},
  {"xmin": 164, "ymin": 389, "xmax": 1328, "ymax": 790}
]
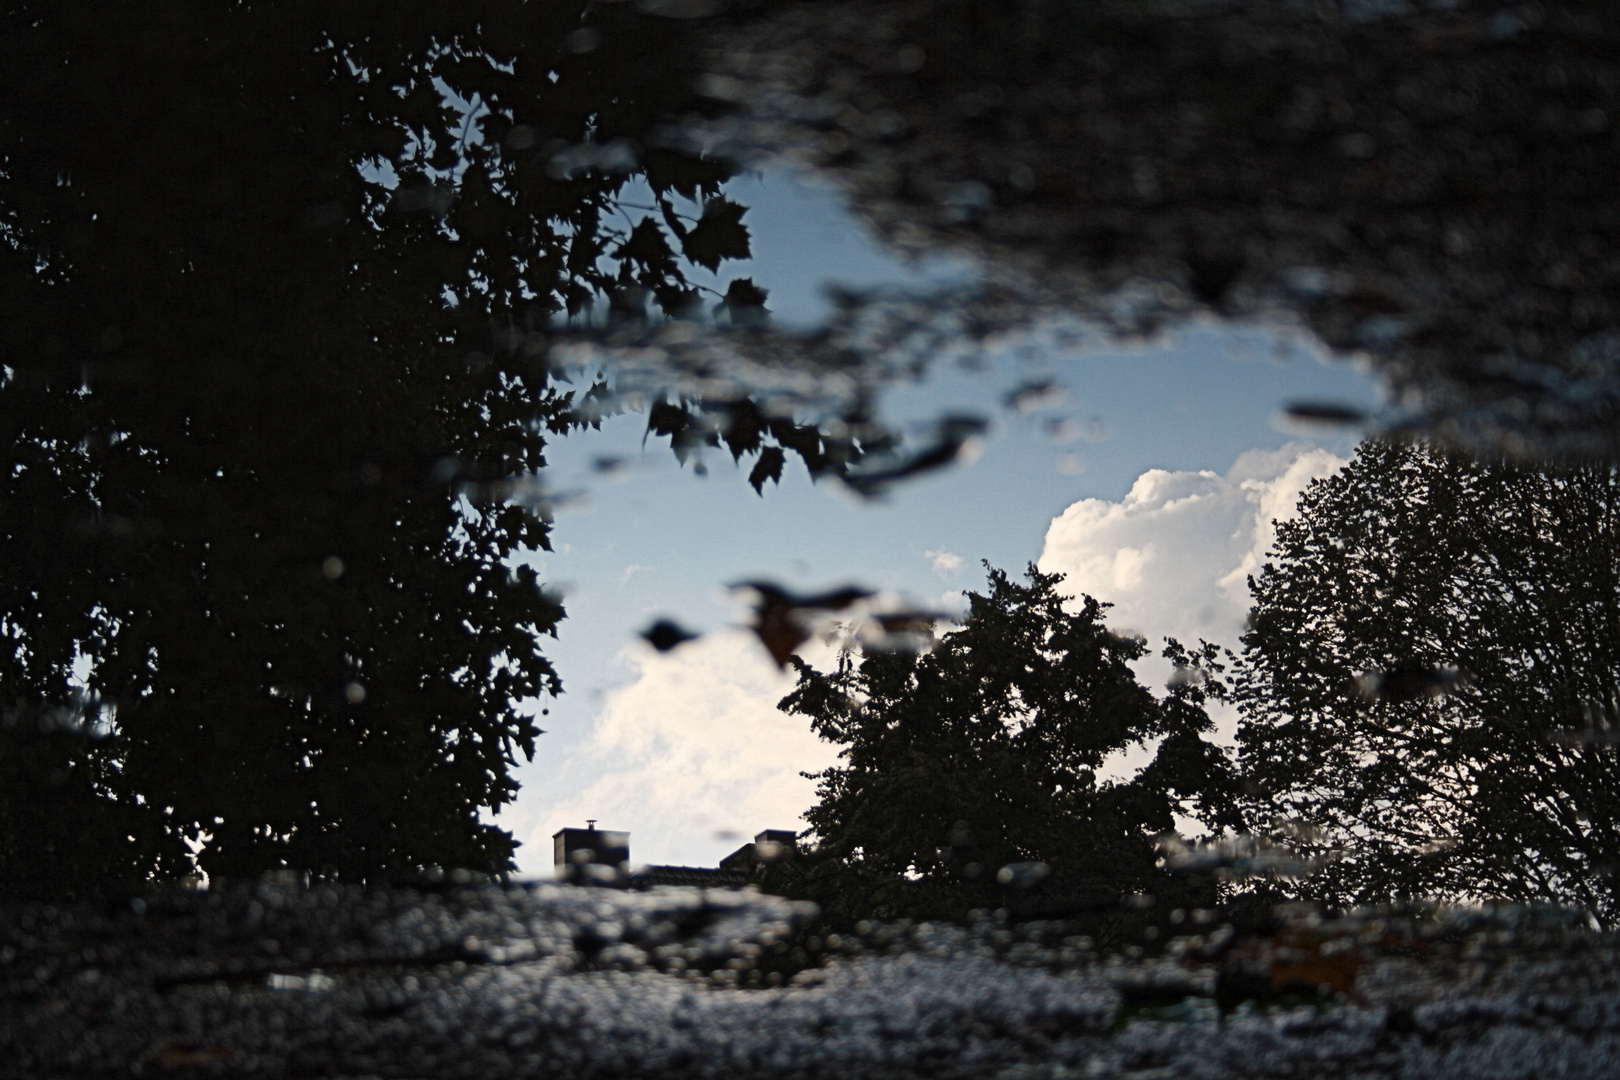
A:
[
  {"xmin": 552, "ymin": 821, "xmax": 630, "ymax": 885},
  {"xmin": 551, "ymin": 824, "xmax": 796, "ymax": 890},
  {"xmin": 721, "ymin": 829, "xmax": 798, "ymax": 873},
  {"xmin": 630, "ymin": 863, "xmax": 749, "ymax": 889}
]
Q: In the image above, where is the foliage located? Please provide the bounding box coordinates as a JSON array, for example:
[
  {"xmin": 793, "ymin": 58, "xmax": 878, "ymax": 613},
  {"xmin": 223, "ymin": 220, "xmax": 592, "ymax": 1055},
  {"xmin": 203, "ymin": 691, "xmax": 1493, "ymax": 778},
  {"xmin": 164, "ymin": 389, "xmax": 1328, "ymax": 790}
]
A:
[
  {"xmin": 775, "ymin": 564, "xmax": 1243, "ymax": 935},
  {"xmin": 0, "ymin": 1, "xmax": 752, "ymax": 897},
  {"xmin": 1236, "ymin": 441, "xmax": 1620, "ymax": 925}
]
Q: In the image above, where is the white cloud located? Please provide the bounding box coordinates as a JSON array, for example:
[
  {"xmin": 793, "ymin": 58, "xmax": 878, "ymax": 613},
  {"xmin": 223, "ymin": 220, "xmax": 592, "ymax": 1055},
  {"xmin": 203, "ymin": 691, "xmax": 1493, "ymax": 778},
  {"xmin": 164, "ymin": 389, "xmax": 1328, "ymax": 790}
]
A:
[
  {"xmin": 925, "ymin": 548, "xmax": 964, "ymax": 575},
  {"xmin": 515, "ymin": 630, "xmax": 841, "ymax": 873},
  {"xmin": 1038, "ymin": 443, "xmax": 1346, "ymax": 737}
]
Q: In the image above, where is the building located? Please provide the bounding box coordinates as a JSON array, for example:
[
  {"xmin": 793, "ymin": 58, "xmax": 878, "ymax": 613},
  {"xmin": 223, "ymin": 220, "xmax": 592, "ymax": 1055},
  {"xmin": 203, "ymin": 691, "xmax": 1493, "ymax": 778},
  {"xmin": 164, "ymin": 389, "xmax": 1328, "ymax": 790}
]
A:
[
  {"xmin": 551, "ymin": 824, "xmax": 796, "ymax": 890},
  {"xmin": 552, "ymin": 822, "xmax": 630, "ymax": 885},
  {"xmin": 720, "ymin": 829, "xmax": 798, "ymax": 873}
]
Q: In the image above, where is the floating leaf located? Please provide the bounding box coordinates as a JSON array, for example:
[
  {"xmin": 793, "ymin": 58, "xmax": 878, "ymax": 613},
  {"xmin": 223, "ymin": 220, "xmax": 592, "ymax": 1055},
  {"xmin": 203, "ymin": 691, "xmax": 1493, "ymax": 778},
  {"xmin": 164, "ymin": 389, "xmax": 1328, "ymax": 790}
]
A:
[
  {"xmin": 641, "ymin": 619, "xmax": 701, "ymax": 653},
  {"xmin": 1283, "ymin": 402, "xmax": 1368, "ymax": 426},
  {"xmin": 731, "ymin": 581, "xmax": 873, "ymax": 667}
]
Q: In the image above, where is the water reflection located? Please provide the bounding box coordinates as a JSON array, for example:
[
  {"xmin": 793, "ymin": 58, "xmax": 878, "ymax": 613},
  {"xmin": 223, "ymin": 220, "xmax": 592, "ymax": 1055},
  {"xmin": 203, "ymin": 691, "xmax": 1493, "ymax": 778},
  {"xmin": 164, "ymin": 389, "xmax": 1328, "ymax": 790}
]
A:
[
  {"xmin": 681, "ymin": 0, "xmax": 1619, "ymax": 460},
  {"xmin": 2, "ymin": 0, "xmax": 1618, "ymax": 1073}
]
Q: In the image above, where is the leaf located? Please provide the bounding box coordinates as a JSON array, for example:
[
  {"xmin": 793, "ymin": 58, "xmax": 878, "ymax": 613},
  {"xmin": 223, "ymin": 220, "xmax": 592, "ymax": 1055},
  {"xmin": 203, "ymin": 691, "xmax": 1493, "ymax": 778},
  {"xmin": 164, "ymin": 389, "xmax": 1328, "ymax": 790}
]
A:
[
  {"xmin": 645, "ymin": 400, "xmax": 692, "ymax": 440},
  {"xmin": 719, "ymin": 399, "xmax": 766, "ymax": 460},
  {"xmin": 721, "ymin": 276, "xmax": 767, "ymax": 308},
  {"xmin": 641, "ymin": 619, "xmax": 700, "ymax": 652},
  {"xmin": 713, "ymin": 276, "xmax": 770, "ymax": 327},
  {"xmin": 748, "ymin": 446, "xmax": 785, "ymax": 495},
  {"xmin": 731, "ymin": 581, "xmax": 873, "ymax": 668},
  {"xmin": 641, "ymin": 146, "xmax": 736, "ymax": 201},
  {"xmin": 680, "ymin": 196, "xmax": 751, "ymax": 271},
  {"xmin": 613, "ymin": 217, "xmax": 676, "ymax": 270}
]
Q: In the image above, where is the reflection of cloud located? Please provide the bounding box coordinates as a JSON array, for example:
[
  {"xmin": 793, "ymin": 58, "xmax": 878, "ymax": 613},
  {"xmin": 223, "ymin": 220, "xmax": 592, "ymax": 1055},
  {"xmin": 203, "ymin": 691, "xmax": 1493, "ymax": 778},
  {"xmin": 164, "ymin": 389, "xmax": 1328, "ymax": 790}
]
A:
[
  {"xmin": 620, "ymin": 563, "xmax": 654, "ymax": 585},
  {"xmin": 1038, "ymin": 443, "xmax": 1346, "ymax": 738},
  {"xmin": 1056, "ymin": 453, "xmax": 1088, "ymax": 475},
  {"xmin": 521, "ymin": 631, "xmax": 840, "ymax": 871},
  {"xmin": 925, "ymin": 548, "xmax": 963, "ymax": 575}
]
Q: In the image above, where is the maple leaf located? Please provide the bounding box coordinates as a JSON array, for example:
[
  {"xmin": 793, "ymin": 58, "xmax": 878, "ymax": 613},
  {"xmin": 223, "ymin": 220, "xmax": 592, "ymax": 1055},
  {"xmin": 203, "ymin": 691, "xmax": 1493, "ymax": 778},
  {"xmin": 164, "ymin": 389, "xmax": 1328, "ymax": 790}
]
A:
[
  {"xmin": 748, "ymin": 446, "xmax": 786, "ymax": 495},
  {"xmin": 680, "ymin": 196, "xmax": 751, "ymax": 271}
]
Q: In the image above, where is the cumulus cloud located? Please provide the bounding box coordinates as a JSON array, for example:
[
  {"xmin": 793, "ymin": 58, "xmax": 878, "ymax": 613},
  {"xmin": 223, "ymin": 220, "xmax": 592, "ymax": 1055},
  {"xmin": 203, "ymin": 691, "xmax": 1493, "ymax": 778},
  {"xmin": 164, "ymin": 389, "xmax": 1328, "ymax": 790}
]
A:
[
  {"xmin": 1038, "ymin": 443, "xmax": 1347, "ymax": 725},
  {"xmin": 518, "ymin": 630, "xmax": 841, "ymax": 873},
  {"xmin": 925, "ymin": 548, "xmax": 964, "ymax": 575}
]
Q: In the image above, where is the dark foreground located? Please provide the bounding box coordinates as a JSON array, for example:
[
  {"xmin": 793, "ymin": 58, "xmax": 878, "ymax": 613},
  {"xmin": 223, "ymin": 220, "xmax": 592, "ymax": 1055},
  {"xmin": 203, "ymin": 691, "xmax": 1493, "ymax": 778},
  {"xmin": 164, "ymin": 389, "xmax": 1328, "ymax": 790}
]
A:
[{"xmin": 3, "ymin": 883, "xmax": 1617, "ymax": 1078}]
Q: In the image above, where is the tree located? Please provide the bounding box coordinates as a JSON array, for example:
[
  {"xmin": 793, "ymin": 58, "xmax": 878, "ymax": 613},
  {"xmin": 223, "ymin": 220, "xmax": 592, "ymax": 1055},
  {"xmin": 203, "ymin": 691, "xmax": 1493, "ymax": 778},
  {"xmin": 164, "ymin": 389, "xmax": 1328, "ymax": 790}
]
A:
[
  {"xmin": 1236, "ymin": 440, "xmax": 1620, "ymax": 925},
  {"xmin": 776, "ymin": 564, "xmax": 1242, "ymax": 935},
  {"xmin": 0, "ymin": 0, "xmax": 752, "ymax": 897}
]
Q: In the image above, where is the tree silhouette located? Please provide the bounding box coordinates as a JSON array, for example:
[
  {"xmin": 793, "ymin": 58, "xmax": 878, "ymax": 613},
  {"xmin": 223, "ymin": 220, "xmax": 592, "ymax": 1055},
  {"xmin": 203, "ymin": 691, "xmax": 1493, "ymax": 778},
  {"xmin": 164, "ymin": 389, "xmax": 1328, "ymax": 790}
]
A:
[
  {"xmin": 1237, "ymin": 441, "xmax": 1620, "ymax": 925},
  {"xmin": 0, "ymin": 1, "xmax": 750, "ymax": 897},
  {"xmin": 777, "ymin": 564, "xmax": 1242, "ymax": 937}
]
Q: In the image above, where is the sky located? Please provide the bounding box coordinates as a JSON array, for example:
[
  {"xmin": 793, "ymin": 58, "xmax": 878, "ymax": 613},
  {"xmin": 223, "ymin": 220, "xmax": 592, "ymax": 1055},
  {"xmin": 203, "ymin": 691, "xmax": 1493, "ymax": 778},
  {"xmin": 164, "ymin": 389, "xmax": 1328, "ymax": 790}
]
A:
[{"xmin": 489, "ymin": 169, "xmax": 1383, "ymax": 876}]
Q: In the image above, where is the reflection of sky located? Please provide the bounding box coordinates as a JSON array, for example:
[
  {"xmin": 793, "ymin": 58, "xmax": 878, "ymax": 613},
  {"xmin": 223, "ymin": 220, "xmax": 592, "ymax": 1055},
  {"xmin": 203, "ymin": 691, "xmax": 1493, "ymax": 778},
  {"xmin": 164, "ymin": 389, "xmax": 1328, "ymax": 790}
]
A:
[{"xmin": 495, "ymin": 170, "xmax": 1383, "ymax": 874}]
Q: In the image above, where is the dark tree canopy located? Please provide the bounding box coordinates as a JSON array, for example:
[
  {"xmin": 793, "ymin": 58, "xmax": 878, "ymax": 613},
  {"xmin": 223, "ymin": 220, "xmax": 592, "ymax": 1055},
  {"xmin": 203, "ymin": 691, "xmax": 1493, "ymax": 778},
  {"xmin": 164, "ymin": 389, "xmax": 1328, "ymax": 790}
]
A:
[
  {"xmin": 1237, "ymin": 441, "xmax": 1620, "ymax": 925},
  {"xmin": 0, "ymin": 1, "xmax": 757, "ymax": 898},
  {"xmin": 776, "ymin": 564, "xmax": 1242, "ymax": 935}
]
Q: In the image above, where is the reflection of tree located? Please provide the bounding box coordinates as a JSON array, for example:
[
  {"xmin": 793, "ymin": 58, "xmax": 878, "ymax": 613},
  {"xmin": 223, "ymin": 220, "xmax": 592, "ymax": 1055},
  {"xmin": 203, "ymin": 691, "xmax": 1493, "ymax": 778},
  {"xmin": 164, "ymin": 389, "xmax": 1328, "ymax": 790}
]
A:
[
  {"xmin": 776, "ymin": 565, "xmax": 1242, "ymax": 937},
  {"xmin": 1237, "ymin": 441, "xmax": 1620, "ymax": 925},
  {"xmin": 0, "ymin": 3, "xmax": 745, "ymax": 896}
]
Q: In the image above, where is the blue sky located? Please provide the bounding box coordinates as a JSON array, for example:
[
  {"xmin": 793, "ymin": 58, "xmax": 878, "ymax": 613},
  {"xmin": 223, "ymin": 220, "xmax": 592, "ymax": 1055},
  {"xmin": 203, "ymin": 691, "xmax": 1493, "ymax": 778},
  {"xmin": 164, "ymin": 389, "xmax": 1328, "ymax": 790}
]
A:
[{"xmin": 491, "ymin": 170, "xmax": 1383, "ymax": 874}]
